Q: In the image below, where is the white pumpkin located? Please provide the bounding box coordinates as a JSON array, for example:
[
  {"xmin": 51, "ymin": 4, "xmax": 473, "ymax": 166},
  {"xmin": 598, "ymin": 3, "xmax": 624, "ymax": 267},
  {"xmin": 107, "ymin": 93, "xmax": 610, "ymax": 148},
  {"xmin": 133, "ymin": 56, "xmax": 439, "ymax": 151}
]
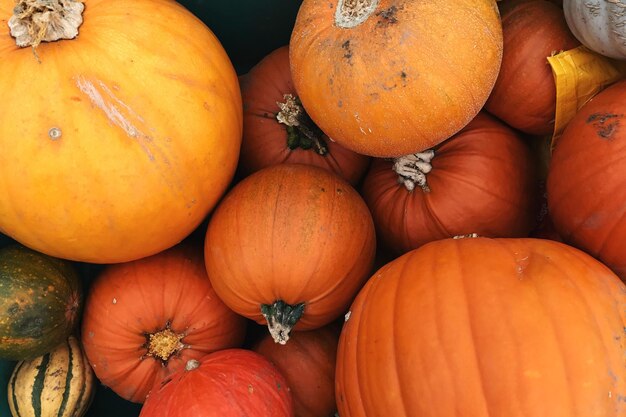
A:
[{"xmin": 563, "ymin": 0, "xmax": 626, "ymax": 59}]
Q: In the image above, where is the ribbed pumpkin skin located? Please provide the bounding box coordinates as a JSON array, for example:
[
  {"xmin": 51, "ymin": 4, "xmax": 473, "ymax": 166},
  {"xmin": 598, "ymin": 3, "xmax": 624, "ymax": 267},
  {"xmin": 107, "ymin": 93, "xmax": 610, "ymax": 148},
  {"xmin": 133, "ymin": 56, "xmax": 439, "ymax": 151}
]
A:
[
  {"xmin": 547, "ymin": 79, "xmax": 626, "ymax": 279},
  {"xmin": 0, "ymin": 245, "xmax": 81, "ymax": 360},
  {"xmin": 204, "ymin": 164, "xmax": 376, "ymax": 332},
  {"xmin": 252, "ymin": 325, "xmax": 340, "ymax": 417},
  {"xmin": 289, "ymin": 0, "xmax": 503, "ymax": 157},
  {"xmin": 0, "ymin": 0, "xmax": 242, "ymax": 263},
  {"xmin": 139, "ymin": 349, "xmax": 293, "ymax": 417},
  {"xmin": 81, "ymin": 245, "xmax": 247, "ymax": 403},
  {"xmin": 361, "ymin": 112, "xmax": 538, "ymax": 255},
  {"xmin": 239, "ymin": 45, "xmax": 370, "ymax": 186},
  {"xmin": 336, "ymin": 237, "xmax": 626, "ymax": 417},
  {"xmin": 485, "ymin": 0, "xmax": 580, "ymax": 135},
  {"xmin": 8, "ymin": 336, "xmax": 95, "ymax": 417}
]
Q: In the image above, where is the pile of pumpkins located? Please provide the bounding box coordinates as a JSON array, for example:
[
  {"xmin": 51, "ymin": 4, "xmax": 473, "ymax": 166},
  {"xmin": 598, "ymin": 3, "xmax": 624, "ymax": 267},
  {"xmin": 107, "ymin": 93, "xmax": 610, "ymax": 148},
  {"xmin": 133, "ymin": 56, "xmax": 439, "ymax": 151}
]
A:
[{"xmin": 1, "ymin": 0, "xmax": 626, "ymax": 416}]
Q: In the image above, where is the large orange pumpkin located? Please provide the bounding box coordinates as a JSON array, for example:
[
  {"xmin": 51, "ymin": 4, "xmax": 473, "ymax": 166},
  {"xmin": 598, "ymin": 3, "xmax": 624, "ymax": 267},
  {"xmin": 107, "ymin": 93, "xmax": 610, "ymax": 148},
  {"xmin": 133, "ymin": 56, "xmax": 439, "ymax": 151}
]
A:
[
  {"xmin": 81, "ymin": 244, "xmax": 247, "ymax": 403},
  {"xmin": 289, "ymin": 0, "xmax": 503, "ymax": 157},
  {"xmin": 0, "ymin": 0, "xmax": 242, "ymax": 263},
  {"xmin": 337, "ymin": 237, "xmax": 626, "ymax": 417},
  {"xmin": 204, "ymin": 164, "xmax": 376, "ymax": 345}
]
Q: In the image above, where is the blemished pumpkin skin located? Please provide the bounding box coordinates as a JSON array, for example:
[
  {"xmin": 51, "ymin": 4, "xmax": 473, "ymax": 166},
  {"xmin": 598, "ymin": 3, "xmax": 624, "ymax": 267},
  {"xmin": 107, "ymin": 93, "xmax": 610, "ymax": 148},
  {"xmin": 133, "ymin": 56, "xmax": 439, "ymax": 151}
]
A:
[
  {"xmin": 336, "ymin": 237, "xmax": 626, "ymax": 417},
  {"xmin": 485, "ymin": 0, "xmax": 580, "ymax": 136},
  {"xmin": 252, "ymin": 324, "xmax": 340, "ymax": 417},
  {"xmin": 139, "ymin": 349, "xmax": 294, "ymax": 417},
  {"xmin": 289, "ymin": 0, "xmax": 503, "ymax": 157},
  {"xmin": 547, "ymin": 79, "xmax": 626, "ymax": 280},
  {"xmin": 81, "ymin": 245, "xmax": 247, "ymax": 403},
  {"xmin": 0, "ymin": 0, "xmax": 242, "ymax": 263},
  {"xmin": 361, "ymin": 112, "xmax": 538, "ymax": 255},
  {"xmin": 239, "ymin": 45, "xmax": 370, "ymax": 186},
  {"xmin": 204, "ymin": 164, "xmax": 376, "ymax": 345}
]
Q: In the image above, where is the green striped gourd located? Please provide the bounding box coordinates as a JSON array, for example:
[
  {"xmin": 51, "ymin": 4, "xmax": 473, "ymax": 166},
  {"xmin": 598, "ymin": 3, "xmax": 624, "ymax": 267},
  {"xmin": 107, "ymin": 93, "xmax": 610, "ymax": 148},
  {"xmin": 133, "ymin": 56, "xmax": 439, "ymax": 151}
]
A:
[
  {"xmin": 8, "ymin": 336, "xmax": 95, "ymax": 417},
  {"xmin": 0, "ymin": 245, "xmax": 82, "ymax": 360}
]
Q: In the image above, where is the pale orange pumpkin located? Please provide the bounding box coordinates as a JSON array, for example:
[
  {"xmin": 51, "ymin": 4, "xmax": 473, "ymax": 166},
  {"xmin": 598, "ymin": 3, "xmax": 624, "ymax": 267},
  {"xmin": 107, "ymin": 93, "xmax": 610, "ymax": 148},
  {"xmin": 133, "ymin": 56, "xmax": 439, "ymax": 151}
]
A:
[
  {"xmin": 0, "ymin": 0, "xmax": 242, "ymax": 263},
  {"xmin": 289, "ymin": 0, "xmax": 503, "ymax": 157}
]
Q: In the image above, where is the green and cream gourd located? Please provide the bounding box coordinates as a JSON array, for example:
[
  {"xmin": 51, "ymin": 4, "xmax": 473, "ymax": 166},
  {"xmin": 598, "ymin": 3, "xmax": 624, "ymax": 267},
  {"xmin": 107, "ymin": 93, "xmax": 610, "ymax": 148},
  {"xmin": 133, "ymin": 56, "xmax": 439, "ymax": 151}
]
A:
[
  {"xmin": 8, "ymin": 336, "xmax": 95, "ymax": 417},
  {"xmin": 0, "ymin": 245, "xmax": 82, "ymax": 360}
]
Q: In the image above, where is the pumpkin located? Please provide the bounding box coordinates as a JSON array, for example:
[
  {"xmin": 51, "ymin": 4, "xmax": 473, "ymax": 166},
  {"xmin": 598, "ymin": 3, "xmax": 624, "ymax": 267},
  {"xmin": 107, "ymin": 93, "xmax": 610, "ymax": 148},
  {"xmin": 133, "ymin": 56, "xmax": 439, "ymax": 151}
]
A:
[
  {"xmin": 336, "ymin": 237, "xmax": 626, "ymax": 417},
  {"xmin": 204, "ymin": 164, "xmax": 376, "ymax": 344},
  {"xmin": 485, "ymin": 0, "xmax": 580, "ymax": 136},
  {"xmin": 175, "ymin": 0, "xmax": 303, "ymax": 74},
  {"xmin": 252, "ymin": 324, "xmax": 340, "ymax": 417},
  {"xmin": 139, "ymin": 349, "xmax": 293, "ymax": 417},
  {"xmin": 547, "ymin": 79, "xmax": 626, "ymax": 279},
  {"xmin": 1, "ymin": 360, "xmax": 16, "ymax": 417},
  {"xmin": 289, "ymin": 0, "xmax": 503, "ymax": 157},
  {"xmin": 0, "ymin": 0, "xmax": 242, "ymax": 263},
  {"xmin": 8, "ymin": 336, "xmax": 95, "ymax": 417},
  {"xmin": 239, "ymin": 45, "xmax": 370, "ymax": 186},
  {"xmin": 81, "ymin": 244, "xmax": 247, "ymax": 403},
  {"xmin": 563, "ymin": 0, "xmax": 626, "ymax": 60},
  {"xmin": 0, "ymin": 245, "xmax": 81, "ymax": 360},
  {"xmin": 361, "ymin": 112, "xmax": 538, "ymax": 255}
]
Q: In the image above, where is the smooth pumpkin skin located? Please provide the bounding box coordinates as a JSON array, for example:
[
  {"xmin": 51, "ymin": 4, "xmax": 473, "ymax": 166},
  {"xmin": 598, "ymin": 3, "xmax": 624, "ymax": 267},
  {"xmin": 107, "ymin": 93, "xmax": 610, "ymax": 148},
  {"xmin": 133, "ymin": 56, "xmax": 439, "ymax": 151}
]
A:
[
  {"xmin": 252, "ymin": 324, "xmax": 340, "ymax": 417},
  {"xmin": 289, "ymin": 0, "xmax": 503, "ymax": 157},
  {"xmin": 337, "ymin": 237, "xmax": 626, "ymax": 417},
  {"xmin": 361, "ymin": 112, "xmax": 538, "ymax": 255},
  {"xmin": 139, "ymin": 349, "xmax": 293, "ymax": 417},
  {"xmin": 239, "ymin": 45, "xmax": 370, "ymax": 186},
  {"xmin": 204, "ymin": 164, "xmax": 376, "ymax": 332},
  {"xmin": 485, "ymin": 0, "xmax": 580, "ymax": 136},
  {"xmin": 547, "ymin": 79, "xmax": 626, "ymax": 279},
  {"xmin": 0, "ymin": 0, "xmax": 242, "ymax": 263},
  {"xmin": 81, "ymin": 245, "xmax": 247, "ymax": 403}
]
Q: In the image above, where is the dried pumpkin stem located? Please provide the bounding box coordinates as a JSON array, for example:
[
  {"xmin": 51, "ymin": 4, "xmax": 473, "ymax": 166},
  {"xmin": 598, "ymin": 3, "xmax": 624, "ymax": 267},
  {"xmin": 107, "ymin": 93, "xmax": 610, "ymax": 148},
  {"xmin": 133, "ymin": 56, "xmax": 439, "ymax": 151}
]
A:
[
  {"xmin": 260, "ymin": 300, "xmax": 305, "ymax": 345},
  {"xmin": 276, "ymin": 94, "xmax": 329, "ymax": 155},
  {"xmin": 8, "ymin": 0, "xmax": 84, "ymax": 50},
  {"xmin": 335, "ymin": 0, "xmax": 379, "ymax": 28},
  {"xmin": 393, "ymin": 150, "xmax": 435, "ymax": 192},
  {"xmin": 145, "ymin": 325, "xmax": 185, "ymax": 362}
]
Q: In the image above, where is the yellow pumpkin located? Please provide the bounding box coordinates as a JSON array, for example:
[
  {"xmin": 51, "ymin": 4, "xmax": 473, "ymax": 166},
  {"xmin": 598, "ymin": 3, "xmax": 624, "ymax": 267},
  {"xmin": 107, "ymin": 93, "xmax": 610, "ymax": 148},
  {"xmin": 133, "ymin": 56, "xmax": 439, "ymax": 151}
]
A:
[{"xmin": 0, "ymin": 0, "xmax": 242, "ymax": 263}]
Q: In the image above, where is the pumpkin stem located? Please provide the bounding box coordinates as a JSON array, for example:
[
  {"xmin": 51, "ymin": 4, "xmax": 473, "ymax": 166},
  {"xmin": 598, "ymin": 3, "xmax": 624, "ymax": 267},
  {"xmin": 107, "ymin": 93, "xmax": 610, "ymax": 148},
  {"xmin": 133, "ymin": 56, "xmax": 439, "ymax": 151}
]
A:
[
  {"xmin": 393, "ymin": 150, "xmax": 435, "ymax": 192},
  {"xmin": 9, "ymin": 0, "xmax": 84, "ymax": 52},
  {"xmin": 276, "ymin": 94, "xmax": 329, "ymax": 155},
  {"xmin": 146, "ymin": 326, "xmax": 185, "ymax": 362},
  {"xmin": 260, "ymin": 300, "xmax": 305, "ymax": 345},
  {"xmin": 453, "ymin": 233, "xmax": 480, "ymax": 239},
  {"xmin": 335, "ymin": 0, "xmax": 379, "ymax": 28},
  {"xmin": 185, "ymin": 359, "xmax": 200, "ymax": 372}
]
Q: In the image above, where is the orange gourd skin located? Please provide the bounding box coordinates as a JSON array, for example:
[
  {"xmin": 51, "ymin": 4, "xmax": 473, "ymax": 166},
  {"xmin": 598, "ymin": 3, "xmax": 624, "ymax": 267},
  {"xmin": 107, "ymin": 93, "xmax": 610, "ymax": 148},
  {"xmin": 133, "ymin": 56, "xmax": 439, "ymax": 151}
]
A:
[
  {"xmin": 81, "ymin": 245, "xmax": 247, "ymax": 403},
  {"xmin": 361, "ymin": 112, "xmax": 538, "ymax": 255},
  {"xmin": 547, "ymin": 80, "xmax": 626, "ymax": 279},
  {"xmin": 289, "ymin": 0, "xmax": 503, "ymax": 158},
  {"xmin": 239, "ymin": 45, "xmax": 370, "ymax": 186},
  {"xmin": 139, "ymin": 349, "xmax": 294, "ymax": 417},
  {"xmin": 0, "ymin": 0, "xmax": 242, "ymax": 263},
  {"xmin": 252, "ymin": 325, "xmax": 340, "ymax": 417},
  {"xmin": 204, "ymin": 164, "xmax": 376, "ymax": 331},
  {"xmin": 337, "ymin": 237, "xmax": 626, "ymax": 417},
  {"xmin": 485, "ymin": 0, "xmax": 580, "ymax": 136}
]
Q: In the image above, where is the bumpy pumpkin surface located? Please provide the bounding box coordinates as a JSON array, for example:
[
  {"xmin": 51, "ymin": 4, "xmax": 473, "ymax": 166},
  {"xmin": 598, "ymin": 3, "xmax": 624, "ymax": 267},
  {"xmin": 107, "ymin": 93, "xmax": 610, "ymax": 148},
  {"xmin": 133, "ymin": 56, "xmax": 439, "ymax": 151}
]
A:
[
  {"xmin": 0, "ymin": 0, "xmax": 242, "ymax": 263},
  {"xmin": 337, "ymin": 237, "xmax": 626, "ymax": 417},
  {"xmin": 290, "ymin": 0, "xmax": 503, "ymax": 157}
]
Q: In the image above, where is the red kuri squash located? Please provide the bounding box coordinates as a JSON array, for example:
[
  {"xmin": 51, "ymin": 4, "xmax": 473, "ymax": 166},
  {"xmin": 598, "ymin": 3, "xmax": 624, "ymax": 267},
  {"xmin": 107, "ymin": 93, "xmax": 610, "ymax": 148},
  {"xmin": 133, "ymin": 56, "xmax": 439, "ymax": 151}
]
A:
[
  {"xmin": 239, "ymin": 45, "xmax": 370, "ymax": 186},
  {"xmin": 337, "ymin": 237, "xmax": 626, "ymax": 417},
  {"xmin": 81, "ymin": 245, "xmax": 247, "ymax": 403}
]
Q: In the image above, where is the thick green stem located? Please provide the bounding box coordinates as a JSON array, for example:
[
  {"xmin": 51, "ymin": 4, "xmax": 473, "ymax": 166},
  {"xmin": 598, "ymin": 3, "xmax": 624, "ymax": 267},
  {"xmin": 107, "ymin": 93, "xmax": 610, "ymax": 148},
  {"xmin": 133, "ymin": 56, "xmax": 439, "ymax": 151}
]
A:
[
  {"xmin": 260, "ymin": 300, "xmax": 305, "ymax": 345},
  {"xmin": 277, "ymin": 94, "xmax": 329, "ymax": 155}
]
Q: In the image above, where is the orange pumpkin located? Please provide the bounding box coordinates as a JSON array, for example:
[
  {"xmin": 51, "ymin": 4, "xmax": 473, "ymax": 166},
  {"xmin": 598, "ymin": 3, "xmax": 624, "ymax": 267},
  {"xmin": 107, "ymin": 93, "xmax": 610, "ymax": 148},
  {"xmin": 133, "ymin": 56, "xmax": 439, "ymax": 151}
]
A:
[
  {"xmin": 337, "ymin": 237, "xmax": 626, "ymax": 417},
  {"xmin": 361, "ymin": 112, "xmax": 538, "ymax": 255},
  {"xmin": 289, "ymin": 0, "xmax": 503, "ymax": 157},
  {"xmin": 252, "ymin": 324, "xmax": 340, "ymax": 417},
  {"xmin": 0, "ymin": 0, "xmax": 242, "ymax": 263},
  {"xmin": 239, "ymin": 45, "xmax": 370, "ymax": 186},
  {"xmin": 485, "ymin": 0, "xmax": 580, "ymax": 135},
  {"xmin": 204, "ymin": 164, "xmax": 376, "ymax": 344},
  {"xmin": 81, "ymin": 245, "xmax": 247, "ymax": 403}
]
